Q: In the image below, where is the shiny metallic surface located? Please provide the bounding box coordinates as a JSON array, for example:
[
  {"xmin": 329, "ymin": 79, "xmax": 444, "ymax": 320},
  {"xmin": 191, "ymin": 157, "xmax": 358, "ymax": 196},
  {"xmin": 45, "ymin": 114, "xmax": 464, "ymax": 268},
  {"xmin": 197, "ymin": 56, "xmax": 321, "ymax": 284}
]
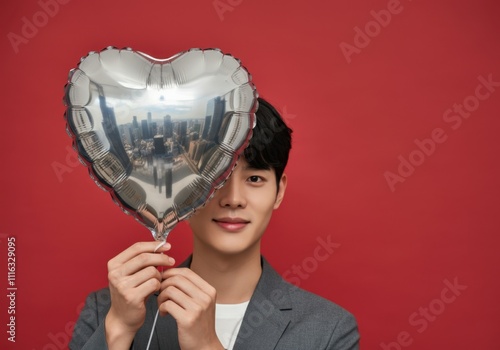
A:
[{"xmin": 64, "ymin": 47, "xmax": 257, "ymax": 240}]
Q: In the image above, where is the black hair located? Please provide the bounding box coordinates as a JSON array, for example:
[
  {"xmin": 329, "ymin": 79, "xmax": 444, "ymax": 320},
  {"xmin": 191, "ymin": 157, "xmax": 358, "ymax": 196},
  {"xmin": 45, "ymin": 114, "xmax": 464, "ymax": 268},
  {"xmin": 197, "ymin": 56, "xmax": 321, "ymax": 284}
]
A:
[{"xmin": 244, "ymin": 97, "xmax": 293, "ymax": 188}]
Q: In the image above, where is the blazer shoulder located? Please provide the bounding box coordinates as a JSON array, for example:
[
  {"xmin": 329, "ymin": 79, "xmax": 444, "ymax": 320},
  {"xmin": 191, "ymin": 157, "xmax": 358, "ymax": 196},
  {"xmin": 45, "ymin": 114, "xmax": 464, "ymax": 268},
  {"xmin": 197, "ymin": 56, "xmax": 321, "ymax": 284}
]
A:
[
  {"xmin": 288, "ymin": 282, "xmax": 355, "ymax": 321},
  {"xmin": 88, "ymin": 287, "xmax": 112, "ymax": 308},
  {"xmin": 258, "ymin": 259, "xmax": 360, "ymax": 349},
  {"xmin": 69, "ymin": 287, "xmax": 112, "ymax": 350},
  {"xmin": 261, "ymin": 257, "xmax": 356, "ymax": 325}
]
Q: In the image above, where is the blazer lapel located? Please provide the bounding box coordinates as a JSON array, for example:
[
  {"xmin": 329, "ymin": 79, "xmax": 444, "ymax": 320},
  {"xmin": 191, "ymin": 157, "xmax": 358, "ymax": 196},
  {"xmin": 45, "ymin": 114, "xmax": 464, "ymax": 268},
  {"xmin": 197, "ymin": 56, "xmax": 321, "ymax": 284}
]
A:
[
  {"xmin": 233, "ymin": 258, "xmax": 292, "ymax": 350},
  {"xmin": 132, "ymin": 293, "xmax": 180, "ymax": 349}
]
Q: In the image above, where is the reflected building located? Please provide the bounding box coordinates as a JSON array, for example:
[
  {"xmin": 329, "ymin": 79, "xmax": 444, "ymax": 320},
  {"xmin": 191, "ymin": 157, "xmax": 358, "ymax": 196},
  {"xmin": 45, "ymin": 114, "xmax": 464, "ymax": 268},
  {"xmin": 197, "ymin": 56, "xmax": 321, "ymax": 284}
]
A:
[
  {"xmin": 97, "ymin": 84, "xmax": 132, "ymax": 176},
  {"xmin": 132, "ymin": 115, "xmax": 139, "ymax": 129},
  {"xmin": 131, "ymin": 116, "xmax": 141, "ymax": 146},
  {"xmin": 190, "ymin": 139, "xmax": 212, "ymax": 167},
  {"xmin": 188, "ymin": 132, "xmax": 200, "ymax": 161},
  {"xmin": 151, "ymin": 122, "xmax": 158, "ymax": 136},
  {"xmin": 206, "ymin": 96, "xmax": 225, "ymax": 143},
  {"xmin": 153, "ymin": 135, "xmax": 166, "ymax": 155},
  {"xmin": 128, "ymin": 127, "xmax": 135, "ymax": 147},
  {"xmin": 119, "ymin": 124, "xmax": 132, "ymax": 147},
  {"xmin": 164, "ymin": 115, "xmax": 173, "ymax": 140},
  {"xmin": 141, "ymin": 119, "xmax": 150, "ymax": 140},
  {"xmin": 89, "ymin": 91, "xmax": 232, "ymax": 201},
  {"xmin": 191, "ymin": 121, "xmax": 201, "ymax": 135},
  {"xmin": 191, "ymin": 131, "xmax": 199, "ymax": 142},
  {"xmin": 165, "ymin": 160, "xmax": 173, "ymax": 198},
  {"xmin": 201, "ymin": 115, "xmax": 211, "ymax": 139},
  {"xmin": 193, "ymin": 96, "xmax": 226, "ymax": 172},
  {"xmin": 180, "ymin": 120, "xmax": 188, "ymax": 151},
  {"xmin": 147, "ymin": 112, "xmax": 153, "ymax": 138}
]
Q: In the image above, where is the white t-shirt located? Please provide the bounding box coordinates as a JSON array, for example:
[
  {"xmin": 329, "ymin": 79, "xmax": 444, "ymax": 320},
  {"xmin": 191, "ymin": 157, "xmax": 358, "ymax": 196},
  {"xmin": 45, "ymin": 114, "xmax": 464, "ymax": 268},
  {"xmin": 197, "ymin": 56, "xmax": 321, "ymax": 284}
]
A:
[{"xmin": 215, "ymin": 301, "xmax": 250, "ymax": 350}]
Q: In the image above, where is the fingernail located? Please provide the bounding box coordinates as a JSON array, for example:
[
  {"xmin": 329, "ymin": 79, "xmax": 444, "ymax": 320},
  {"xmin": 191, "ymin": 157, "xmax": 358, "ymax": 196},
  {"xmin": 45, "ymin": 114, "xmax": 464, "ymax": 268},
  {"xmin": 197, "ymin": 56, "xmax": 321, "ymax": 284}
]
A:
[{"xmin": 168, "ymin": 257, "xmax": 175, "ymax": 264}]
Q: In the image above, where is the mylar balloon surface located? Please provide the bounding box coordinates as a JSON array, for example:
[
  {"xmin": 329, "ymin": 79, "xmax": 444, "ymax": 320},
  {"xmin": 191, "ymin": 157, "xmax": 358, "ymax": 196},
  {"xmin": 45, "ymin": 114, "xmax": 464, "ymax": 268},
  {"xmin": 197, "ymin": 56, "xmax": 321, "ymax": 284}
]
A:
[{"xmin": 63, "ymin": 47, "xmax": 257, "ymax": 240}]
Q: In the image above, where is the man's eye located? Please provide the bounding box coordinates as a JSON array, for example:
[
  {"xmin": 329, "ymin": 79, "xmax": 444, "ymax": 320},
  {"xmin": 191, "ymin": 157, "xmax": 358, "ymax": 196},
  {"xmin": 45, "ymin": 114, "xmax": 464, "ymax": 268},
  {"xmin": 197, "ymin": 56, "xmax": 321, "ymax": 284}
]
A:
[{"xmin": 248, "ymin": 176, "xmax": 262, "ymax": 183}]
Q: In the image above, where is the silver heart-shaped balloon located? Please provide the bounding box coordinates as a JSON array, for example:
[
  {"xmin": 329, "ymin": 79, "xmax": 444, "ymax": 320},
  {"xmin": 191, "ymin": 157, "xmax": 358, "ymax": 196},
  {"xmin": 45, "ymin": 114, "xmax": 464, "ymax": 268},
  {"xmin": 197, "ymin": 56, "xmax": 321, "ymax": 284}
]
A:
[{"xmin": 64, "ymin": 47, "xmax": 257, "ymax": 240}]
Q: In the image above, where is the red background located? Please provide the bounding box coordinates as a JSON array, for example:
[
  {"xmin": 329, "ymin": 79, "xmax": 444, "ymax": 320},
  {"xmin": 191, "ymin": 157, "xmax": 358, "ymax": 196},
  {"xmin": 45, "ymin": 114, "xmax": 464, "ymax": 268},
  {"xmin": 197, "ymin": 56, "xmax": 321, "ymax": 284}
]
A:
[{"xmin": 1, "ymin": 0, "xmax": 500, "ymax": 349}]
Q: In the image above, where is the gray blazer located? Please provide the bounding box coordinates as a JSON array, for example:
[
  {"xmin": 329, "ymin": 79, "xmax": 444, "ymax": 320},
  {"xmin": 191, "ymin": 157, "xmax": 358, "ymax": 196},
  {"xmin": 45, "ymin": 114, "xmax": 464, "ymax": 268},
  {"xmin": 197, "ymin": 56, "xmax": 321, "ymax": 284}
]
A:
[{"xmin": 70, "ymin": 256, "xmax": 359, "ymax": 349}]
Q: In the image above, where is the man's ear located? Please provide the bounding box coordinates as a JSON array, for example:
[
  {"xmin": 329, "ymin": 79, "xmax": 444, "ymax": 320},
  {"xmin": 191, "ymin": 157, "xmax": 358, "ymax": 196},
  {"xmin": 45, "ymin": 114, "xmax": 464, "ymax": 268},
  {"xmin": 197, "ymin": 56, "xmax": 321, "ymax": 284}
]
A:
[{"xmin": 273, "ymin": 173, "xmax": 287, "ymax": 209}]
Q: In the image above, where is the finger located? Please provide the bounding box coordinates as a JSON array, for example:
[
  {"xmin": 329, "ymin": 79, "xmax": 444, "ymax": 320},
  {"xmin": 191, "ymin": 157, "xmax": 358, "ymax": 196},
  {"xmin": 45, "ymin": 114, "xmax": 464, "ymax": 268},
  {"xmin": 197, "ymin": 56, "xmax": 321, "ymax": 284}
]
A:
[
  {"xmin": 114, "ymin": 278, "xmax": 162, "ymax": 307},
  {"xmin": 113, "ymin": 266, "xmax": 161, "ymax": 291},
  {"xmin": 158, "ymin": 284, "xmax": 206, "ymax": 319},
  {"xmin": 108, "ymin": 253, "xmax": 174, "ymax": 285},
  {"xmin": 159, "ymin": 273, "xmax": 216, "ymax": 313},
  {"xmin": 133, "ymin": 277, "xmax": 163, "ymax": 299},
  {"xmin": 160, "ymin": 274, "xmax": 207, "ymax": 302},
  {"xmin": 109, "ymin": 241, "xmax": 171, "ymax": 267},
  {"xmin": 158, "ymin": 279, "xmax": 199, "ymax": 307},
  {"xmin": 158, "ymin": 297, "xmax": 186, "ymax": 318},
  {"xmin": 119, "ymin": 253, "xmax": 175, "ymax": 276},
  {"xmin": 162, "ymin": 268, "xmax": 215, "ymax": 297}
]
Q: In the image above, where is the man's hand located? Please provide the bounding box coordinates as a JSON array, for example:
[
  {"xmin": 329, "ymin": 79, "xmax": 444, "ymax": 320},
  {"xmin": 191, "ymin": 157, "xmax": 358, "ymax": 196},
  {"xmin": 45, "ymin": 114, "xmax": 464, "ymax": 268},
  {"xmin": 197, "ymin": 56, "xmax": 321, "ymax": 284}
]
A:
[
  {"xmin": 105, "ymin": 241, "xmax": 175, "ymax": 349},
  {"xmin": 158, "ymin": 268, "xmax": 224, "ymax": 350}
]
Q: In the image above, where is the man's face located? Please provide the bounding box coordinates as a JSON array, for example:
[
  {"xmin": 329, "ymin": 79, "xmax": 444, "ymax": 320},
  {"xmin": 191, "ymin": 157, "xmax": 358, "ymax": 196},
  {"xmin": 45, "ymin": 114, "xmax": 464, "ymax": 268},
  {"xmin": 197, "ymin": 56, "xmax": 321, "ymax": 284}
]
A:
[{"xmin": 187, "ymin": 157, "xmax": 287, "ymax": 256}]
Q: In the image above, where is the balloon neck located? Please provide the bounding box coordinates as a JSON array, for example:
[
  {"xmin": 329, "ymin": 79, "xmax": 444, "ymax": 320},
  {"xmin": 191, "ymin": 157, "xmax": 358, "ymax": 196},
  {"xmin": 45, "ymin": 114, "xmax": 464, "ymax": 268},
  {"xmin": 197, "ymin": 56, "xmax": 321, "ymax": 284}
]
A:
[{"xmin": 151, "ymin": 229, "xmax": 170, "ymax": 242}]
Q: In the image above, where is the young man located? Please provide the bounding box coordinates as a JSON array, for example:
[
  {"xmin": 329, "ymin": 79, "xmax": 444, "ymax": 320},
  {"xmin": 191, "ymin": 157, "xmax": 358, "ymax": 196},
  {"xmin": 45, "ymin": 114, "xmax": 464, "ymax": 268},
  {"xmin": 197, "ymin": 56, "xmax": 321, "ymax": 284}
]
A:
[{"xmin": 70, "ymin": 98, "xmax": 360, "ymax": 350}]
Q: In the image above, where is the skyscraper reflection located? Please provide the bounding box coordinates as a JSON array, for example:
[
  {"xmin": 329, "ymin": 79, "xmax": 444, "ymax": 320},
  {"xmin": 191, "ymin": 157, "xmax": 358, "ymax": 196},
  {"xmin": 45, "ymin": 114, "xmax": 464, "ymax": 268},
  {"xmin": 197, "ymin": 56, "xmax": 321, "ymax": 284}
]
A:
[{"xmin": 94, "ymin": 88, "xmax": 229, "ymax": 199}]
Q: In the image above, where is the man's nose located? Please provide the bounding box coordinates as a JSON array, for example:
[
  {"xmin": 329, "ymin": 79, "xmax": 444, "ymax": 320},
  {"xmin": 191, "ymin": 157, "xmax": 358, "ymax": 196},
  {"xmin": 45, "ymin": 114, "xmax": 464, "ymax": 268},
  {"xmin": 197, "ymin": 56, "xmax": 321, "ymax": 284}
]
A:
[{"xmin": 218, "ymin": 177, "xmax": 247, "ymax": 208}]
